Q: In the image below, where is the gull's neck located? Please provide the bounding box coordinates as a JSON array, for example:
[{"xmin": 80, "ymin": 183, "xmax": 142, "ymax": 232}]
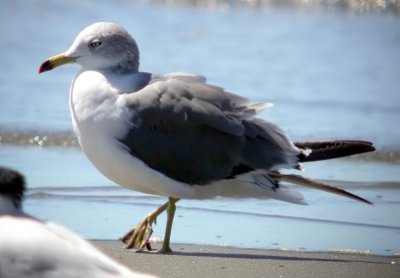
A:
[
  {"xmin": 105, "ymin": 60, "xmax": 139, "ymax": 75},
  {"xmin": 105, "ymin": 45, "xmax": 140, "ymax": 74}
]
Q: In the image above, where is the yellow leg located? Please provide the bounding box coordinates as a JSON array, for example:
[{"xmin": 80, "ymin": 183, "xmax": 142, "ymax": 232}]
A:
[
  {"xmin": 158, "ymin": 197, "xmax": 179, "ymax": 253},
  {"xmin": 121, "ymin": 197, "xmax": 180, "ymax": 252}
]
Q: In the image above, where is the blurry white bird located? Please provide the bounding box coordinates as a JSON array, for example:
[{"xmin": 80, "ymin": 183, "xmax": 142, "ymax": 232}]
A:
[{"xmin": 0, "ymin": 167, "xmax": 155, "ymax": 278}]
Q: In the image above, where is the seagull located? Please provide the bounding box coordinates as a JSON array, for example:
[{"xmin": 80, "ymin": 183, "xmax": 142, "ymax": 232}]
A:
[
  {"xmin": 39, "ymin": 22, "xmax": 375, "ymax": 254},
  {"xmin": 0, "ymin": 166, "xmax": 155, "ymax": 278}
]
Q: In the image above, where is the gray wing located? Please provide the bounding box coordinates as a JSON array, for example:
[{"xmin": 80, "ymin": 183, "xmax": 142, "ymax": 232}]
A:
[{"xmin": 120, "ymin": 73, "xmax": 300, "ymax": 185}]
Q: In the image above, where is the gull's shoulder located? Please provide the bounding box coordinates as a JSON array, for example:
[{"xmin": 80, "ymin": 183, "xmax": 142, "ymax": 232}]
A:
[
  {"xmin": 124, "ymin": 71, "xmax": 273, "ymax": 124},
  {"xmin": 119, "ymin": 71, "xmax": 274, "ymax": 140},
  {"xmin": 125, "ymin": 71, "xmax": 208, "ymax": 92},
  {"xmin": 158, "ymin": 72, "xmax": 207, "ymax": 83},
  {"xmin": 92, "ymin": 71, "xmax": 207, "ymax": 95}
]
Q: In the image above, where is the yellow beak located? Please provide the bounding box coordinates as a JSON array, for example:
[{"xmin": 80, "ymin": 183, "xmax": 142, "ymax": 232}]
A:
[{"xmin": 39, "ymin": 53, "xmax": 76, "ymax": 74}]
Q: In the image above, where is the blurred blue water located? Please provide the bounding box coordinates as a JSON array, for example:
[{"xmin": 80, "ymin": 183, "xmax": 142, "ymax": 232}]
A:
[
  {"xmin": 1, "ymin": 1, "xmax": 400, "ymax": 255},
  {"xmin": 4, "ymin": 145, "xmax": 397, "ymax": 255},
  {"xmin": 1, "ymin": 1, "xmax": 399, "ymax": 147}
]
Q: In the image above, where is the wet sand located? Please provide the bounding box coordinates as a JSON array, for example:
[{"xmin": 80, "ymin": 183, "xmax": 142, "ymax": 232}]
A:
[{"xmin": 94, "ymin": 241, "xmax": 399, "ymax": 278}]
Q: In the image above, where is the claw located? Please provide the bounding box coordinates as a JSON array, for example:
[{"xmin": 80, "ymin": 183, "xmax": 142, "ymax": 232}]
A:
[
  {"xmin": 120, "ymin": 198, "xmax": 180, "ymax": 253},
  {"xmin": 121, "ymin": 215, "xmax": 156, "ymax": 250},
  {"xmin": 121, "ymin": 200, "xmax": 171, "ymax": 251}
]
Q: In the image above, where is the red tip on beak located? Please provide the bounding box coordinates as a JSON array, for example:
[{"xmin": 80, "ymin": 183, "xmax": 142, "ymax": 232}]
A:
[{"xmin": 38, "ymin": 60, "xmax": 53, "ymax": 74}]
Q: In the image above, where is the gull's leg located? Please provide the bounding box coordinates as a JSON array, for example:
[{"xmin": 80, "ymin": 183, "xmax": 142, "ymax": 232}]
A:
[
  {"xmin": 121, "ymin": 197, "xmax": 180, "ymax": 252},
  {"xmin": 157, "ymin": 197, "xmax": 179, "ymax": 254},
  {"xmin": 121, "ymin": 201, "xmax": 169, "ymax": 250}
]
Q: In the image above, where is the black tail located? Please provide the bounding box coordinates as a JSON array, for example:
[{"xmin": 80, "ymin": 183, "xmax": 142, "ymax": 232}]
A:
[{"xmin": 295, "ymin": 140, "xmax": 375, "ymax": 163}]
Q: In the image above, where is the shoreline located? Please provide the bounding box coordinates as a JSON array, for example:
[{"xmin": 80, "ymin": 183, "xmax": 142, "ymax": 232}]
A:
[
  {"xmin": 94, "ymin": 240, "xmax": 399, "ymax": 278},
  {"xmin": 1, "ymin": 131, "xmax": 400, "ymax": 165}
]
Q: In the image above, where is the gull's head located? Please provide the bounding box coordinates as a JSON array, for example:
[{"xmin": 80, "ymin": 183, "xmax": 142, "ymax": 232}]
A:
[
  {"xmin": 39, "ymin": 22, "xmax": 140, "ymax": 74},
  {"xmin": 0, "ymin": 167, "xmax": 26, "ymax": 213}
]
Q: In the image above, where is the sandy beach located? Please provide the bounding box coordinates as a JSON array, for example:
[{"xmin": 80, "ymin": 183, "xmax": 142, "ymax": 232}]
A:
[{"xmin": 94, "ymin": 241, "xmax": 399, "ymax": 278}]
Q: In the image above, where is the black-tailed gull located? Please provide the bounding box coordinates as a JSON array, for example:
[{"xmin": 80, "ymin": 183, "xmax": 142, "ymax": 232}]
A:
[{"xmin": 39, "ymin": 22, "xmax": 375, "ymax": 253}]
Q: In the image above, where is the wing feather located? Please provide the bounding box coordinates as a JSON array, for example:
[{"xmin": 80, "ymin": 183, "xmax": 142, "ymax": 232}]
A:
[{"xmin": 120, "ymin": 74, "xmax": 300, "ymax": 184}]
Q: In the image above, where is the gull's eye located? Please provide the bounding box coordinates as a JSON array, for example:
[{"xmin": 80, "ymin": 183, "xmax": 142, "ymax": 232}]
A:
[{"xmin": 89, "ymin": 40, "xmax": 102, "ymax": 48}]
